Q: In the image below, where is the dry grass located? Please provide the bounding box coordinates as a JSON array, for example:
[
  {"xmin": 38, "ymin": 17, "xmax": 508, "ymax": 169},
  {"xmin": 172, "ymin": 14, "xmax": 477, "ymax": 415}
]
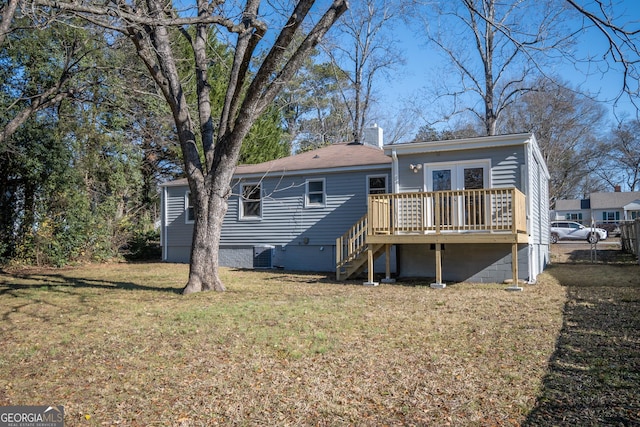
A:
[
  {"xmin": 523, "ymin": 244, "xmax": 640, "ymax": 426},
  {"xmin": 0, "ymin": 257, "xmax": 632, "ymax": 426}
]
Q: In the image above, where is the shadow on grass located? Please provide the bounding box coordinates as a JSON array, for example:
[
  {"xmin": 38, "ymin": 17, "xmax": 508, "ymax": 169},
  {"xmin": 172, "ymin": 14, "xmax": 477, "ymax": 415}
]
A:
[
  {"xmin": 0, "ymin": 269, "xmax": 183, "ymax": 295},
  {"xmin": 523, "ymin": 254, "xmax": 640, "ymax": 426},
  {"xmin": 567, "ymin": 248, "xmax": 638, "ymax": 264}
]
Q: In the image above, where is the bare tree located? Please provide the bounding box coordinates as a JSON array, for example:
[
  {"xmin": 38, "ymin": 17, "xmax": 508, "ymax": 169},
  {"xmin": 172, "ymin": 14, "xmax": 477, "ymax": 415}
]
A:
[
  {"xmin": 323, "ymin": 0, "xmax": 404, "ymax": 143},
  {"xmin": 26, "ymin": 0, "xmax": 347, "ymax": 293},
  {"xmin": 417, "ymin": 0, "xmax": 576, "ymax": 136},
  {"xmin": 499, "ymin": 77, "xmax": 607, "ymax": 205},
  {"xmin": 565, "ymin": 0, "xmax": 640, "ymax": 116},
  {"xmin": 600, "ymin": 120, "xmax": 640, "ymax": 191}
]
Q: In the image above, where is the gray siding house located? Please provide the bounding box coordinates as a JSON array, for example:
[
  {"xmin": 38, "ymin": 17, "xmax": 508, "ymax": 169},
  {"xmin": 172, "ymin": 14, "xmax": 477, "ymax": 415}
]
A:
[
  {"xmin": 552, "ymin": 191, "xmax": 640, "ymax": 224},
  {"xmin": 161, "ymin": 126, "xmax": 392, "ymax": 272},
  {"xmin": 359, "ymin": 132, "xmax": 549, "ymax": 287},
  {"xmin": 161, "ymin": 131, "xmax": 550, "ymax": 287}
]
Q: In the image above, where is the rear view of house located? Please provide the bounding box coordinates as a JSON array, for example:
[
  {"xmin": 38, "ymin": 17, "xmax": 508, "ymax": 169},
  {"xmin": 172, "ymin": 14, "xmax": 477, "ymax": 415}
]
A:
[
  {"xmin": 339, "ymin": 133, "xmax": 550, "ymax": 287},
  {"xmin": 161, "ymin": 130, "xmax": 550, "ymax": 287},
  {"xmin": 161, "ymin": 126, "xmax": 392, "ymax": 272}
]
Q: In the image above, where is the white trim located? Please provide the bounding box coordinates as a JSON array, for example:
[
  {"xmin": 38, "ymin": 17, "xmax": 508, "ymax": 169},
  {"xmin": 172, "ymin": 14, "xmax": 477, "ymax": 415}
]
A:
[
  {"xmin": 423, "ymin": 160, "xmax": 492, "ymax": 228},
  {"xmin": 231, "ymin": 164, "xmax": 391, "ymax": 180},
  {"xmin": 424, "ymin": 159, "xmax": 492, "ymax": 191},
  {"xmin": 239, "ymin": 182, "xmax": 263, "ymax": 220},
  {"xmin": 185, "ymin": 191, "xmax": 195, "ymax": 224},
  {"xmin": 391, "ymin": 149, "xmax": 399, "ymax": 193},
  {"xmin": 385, "ymin": 133, "xmax": 534, "ymax": 155},
  {"xmin": 366, "ymin": 174, "xmax": 388, "ymax": 195},
  {"xmin": 162, "ymin": 186, "xmax": 168, "ymax": 261},
  {"xmin": 305, "ymin": 178, "xmax": 326, "ymax": 208}
]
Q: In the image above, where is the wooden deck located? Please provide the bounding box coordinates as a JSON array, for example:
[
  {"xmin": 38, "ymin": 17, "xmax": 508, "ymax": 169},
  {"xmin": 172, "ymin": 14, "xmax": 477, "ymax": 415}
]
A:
[
  {"xmin": 336, "ymin": 188, "xmax": 528, "ymax": 285},
  {"xmin": 367, "ymin": 188, "xmax": 528, "ymax": 244}
]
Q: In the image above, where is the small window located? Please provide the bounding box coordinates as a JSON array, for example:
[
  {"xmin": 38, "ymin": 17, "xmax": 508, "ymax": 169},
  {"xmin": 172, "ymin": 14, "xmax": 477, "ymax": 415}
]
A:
[
  {"xmin": 367, "ymin": 175, "xmax": 387, "ymax": 194},
  {"xmin": 567, "ymin": 213, "xmax": 583, "ymax": 222},
  {"xmin": 306, "ymin": 179, "xmax": 325, "ymax": 207},
  {"xmin": 241, "ymin": 183, "xmax": 262, "ymax": 219},
  {"xmin": 185, "ymin": 191, "xmax": 195, "ymax": 224}
]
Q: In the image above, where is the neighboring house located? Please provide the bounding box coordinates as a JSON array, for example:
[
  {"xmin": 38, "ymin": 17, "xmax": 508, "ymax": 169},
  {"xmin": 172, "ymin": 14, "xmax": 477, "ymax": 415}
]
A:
[
  {"xmin": 552, "ymin": 191, "xmax": 640, "ymax": 225},
  {"xmin": 161, "ymin": 130, "xmax": 550, "ymax": 288}
]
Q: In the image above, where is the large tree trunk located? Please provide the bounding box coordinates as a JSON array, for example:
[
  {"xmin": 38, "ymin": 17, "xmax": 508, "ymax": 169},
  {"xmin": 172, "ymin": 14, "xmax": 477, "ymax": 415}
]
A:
[
  {"xmin": 183, "ymin": 186, "xmax": 228, "ymax": 293},
  {"xmin": 123, "ymin": 0, "xmax": 347, "ymax": 294}
]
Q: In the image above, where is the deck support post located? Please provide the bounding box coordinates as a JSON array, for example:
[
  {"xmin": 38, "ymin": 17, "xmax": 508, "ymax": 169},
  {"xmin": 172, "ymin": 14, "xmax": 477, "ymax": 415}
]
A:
[
  {"xmin": 430, "ymin": 243, "xmax": 446, "ymax": 289},
  {"xmin": 506, "ymin": 242, "xmax": 523, "ymax": 291},
  {"xmin": 363, "ymin": 246, "xmax": 379, "ymax": 286},
  {"xmin": 381, "ymin": 244, "xmax": 395, "ymax": 283}
]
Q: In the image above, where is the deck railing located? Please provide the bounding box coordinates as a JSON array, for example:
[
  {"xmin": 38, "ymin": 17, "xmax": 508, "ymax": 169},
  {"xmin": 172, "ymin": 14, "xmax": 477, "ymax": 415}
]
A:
[{"xmin": 368, "ymin": 188, "xmax": 527, "ymax": 235}]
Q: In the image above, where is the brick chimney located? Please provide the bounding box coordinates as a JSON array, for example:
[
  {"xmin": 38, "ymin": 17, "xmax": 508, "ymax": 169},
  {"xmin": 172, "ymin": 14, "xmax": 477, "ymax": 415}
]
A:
[{"xmin": 614, "ymin": 185, "xmax": 621, "ymax": 192}]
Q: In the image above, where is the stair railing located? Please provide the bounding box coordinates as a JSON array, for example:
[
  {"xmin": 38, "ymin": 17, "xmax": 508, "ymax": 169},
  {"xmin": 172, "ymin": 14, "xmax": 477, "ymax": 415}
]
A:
[{"xmin": 336, "ymin": 214, "xmax": 368, "ymax": 280}]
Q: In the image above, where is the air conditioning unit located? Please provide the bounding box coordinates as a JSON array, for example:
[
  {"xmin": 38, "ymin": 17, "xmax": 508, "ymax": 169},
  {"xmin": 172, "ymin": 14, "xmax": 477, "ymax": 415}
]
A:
[{"xmin": 253, "ymin": 245, "xmax": 274, "ymax": 269}]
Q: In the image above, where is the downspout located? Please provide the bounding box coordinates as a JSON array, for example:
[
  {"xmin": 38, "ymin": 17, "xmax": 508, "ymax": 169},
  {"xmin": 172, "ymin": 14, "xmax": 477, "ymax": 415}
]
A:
[
  {"xmin": 391, "ymin": 149, "xmax": 399, "ymax": 193},
  {"xmin": 523, "ymin": 137, "xmax": 534, "ymax": 283},
  {"xmin": 162, "ymin": 186, "xmax": 168, "ymax": 261}
]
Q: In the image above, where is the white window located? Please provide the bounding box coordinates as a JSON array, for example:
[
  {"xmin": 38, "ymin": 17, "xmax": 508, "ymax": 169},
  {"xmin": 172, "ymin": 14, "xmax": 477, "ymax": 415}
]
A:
[
  {"xmin": 306, "ymin": 179, "xmax": 325, "ymax": 207},
  {"xmin": 185, "ymin": 191, "xmax": 195, "ymax": 224},
  {"xmin": 240, "ymin": 183, "xmax": 262, "ymax": 219},
  {"xmin": 367, "ymin": 175, "xmax": 387, "ymax": 194}
]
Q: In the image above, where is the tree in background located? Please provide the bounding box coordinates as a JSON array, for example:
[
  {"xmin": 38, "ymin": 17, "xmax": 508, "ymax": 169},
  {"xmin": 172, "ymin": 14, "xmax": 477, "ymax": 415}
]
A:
[
  {"xmin": 565, "ymin": 0, "xmax": 640, "ymax": 116},
  {"xmin": 499, "ymin": 78, "xmax": 607, "ymax": 205},
  {"xmin": 280, "ymin": 60, "xmax": 353, "ymax": 152},
  {"xmin": 416, "ymin": 0, "xmax": 575, "ymax": 136},
  {"xmin": 25, "ymin": 0, "xmax": 348, "ymax": 293},
  {"xmin": 600, "ymin": 120, "xmax": 640, "ymax": 191},
  {"xmin": 323, "ymin": 0, "xmax": 404, "ymax": 144},
  {"xmin": 0, "ymin": 12, "xmax": 181, "ymax": 265},
  {"xmin": 412, "ymin": 124, "xmax": 480, "ymax": 142},
  {"xmin": 239, "ymin": 105, "xmax": 288, "ymax": 164}
]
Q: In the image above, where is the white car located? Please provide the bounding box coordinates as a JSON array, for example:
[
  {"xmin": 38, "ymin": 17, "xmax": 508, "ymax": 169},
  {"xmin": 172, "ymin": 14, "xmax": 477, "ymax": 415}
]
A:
[{"xmin": 550, "ymin": 221, "xmax": 607, "ymax": 244}]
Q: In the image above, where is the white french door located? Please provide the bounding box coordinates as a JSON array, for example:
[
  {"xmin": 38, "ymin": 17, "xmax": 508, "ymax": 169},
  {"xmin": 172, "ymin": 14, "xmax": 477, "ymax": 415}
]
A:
[{"xmin": 424, "ymin": 161, "xmax": 490, "ymax": 228}]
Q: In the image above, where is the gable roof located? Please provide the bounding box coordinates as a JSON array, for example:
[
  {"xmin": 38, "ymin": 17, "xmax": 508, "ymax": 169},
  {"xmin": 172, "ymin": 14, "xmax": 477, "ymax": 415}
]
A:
[
  {"xmin": 554, "ymin": 199, "xmax": 584, "ymax": 211},
  {"xmin": 161, "ymin": 143, "xmax": 391, "ymax": 187},
  {"xmin": 624, "ymin": 200, "xmax": 640, "ymax": 211},
  {"xmin": 234, "ymin": 143, "xmax": 390, "ymax": 176},
  {"xmin": 590, "ymin": 192, "xmax": 640, "ymax": 209}
]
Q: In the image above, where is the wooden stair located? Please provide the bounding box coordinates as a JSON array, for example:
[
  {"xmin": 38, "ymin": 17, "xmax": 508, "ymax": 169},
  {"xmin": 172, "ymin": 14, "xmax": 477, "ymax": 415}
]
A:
[{"xmin": 336, "ymin": 215, "xmax": 386, "ymax": 280}]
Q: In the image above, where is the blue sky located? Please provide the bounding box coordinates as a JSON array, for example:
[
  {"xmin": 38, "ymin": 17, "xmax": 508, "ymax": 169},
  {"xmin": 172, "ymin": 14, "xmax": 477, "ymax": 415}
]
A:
[{"xmin": 372, "ymin": 0, "xmax": 640, "ymax": 137}]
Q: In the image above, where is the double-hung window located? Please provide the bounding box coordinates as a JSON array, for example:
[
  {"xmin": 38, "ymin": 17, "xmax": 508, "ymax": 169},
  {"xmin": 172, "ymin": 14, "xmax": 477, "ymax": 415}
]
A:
[
  {"xmin": 306, "ymin": 179, "xmax": 325, "ymax": 207},
  {"xmin": 367, "ymin": 175, "xmax": 387, "ymax": 195},
  {"xmin": 241, "ymin": 183, "xmax": 262, "ymax": 219},
  {"xmin": 185, "ymin": 191, "xmax": 195, "ymax": 224}
]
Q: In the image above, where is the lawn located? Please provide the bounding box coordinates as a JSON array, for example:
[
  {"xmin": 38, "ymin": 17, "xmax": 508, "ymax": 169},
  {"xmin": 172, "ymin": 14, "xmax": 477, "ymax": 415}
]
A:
[{"xmin": 0, "ymin": 260, "xmax": 637, "ymax": 426}]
